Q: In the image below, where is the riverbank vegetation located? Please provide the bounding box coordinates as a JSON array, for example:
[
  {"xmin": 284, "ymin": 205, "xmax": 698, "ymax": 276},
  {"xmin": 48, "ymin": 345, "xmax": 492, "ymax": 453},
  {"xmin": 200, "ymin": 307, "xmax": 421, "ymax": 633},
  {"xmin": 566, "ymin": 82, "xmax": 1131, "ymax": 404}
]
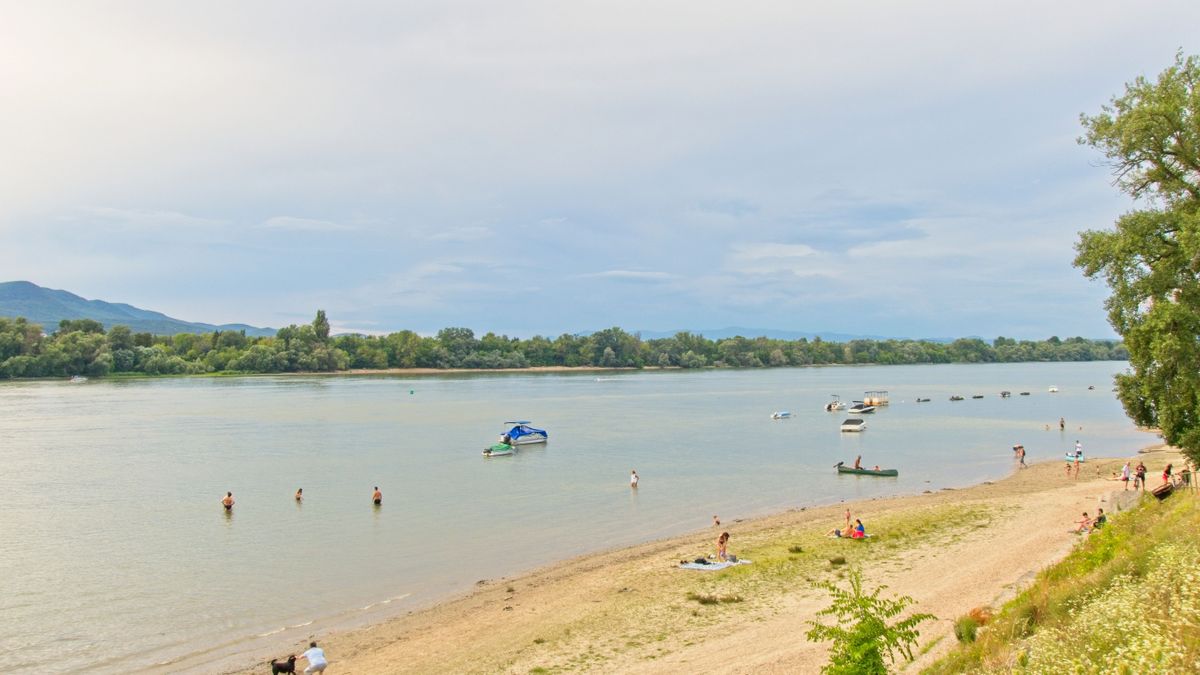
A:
[
  {"xmin": 924, "ymin": 491, "xmax": 1200, "ymax": 673},
  {"xmin": 0, "ymin": 312, "xmax": 1127, "ymax": 379}
]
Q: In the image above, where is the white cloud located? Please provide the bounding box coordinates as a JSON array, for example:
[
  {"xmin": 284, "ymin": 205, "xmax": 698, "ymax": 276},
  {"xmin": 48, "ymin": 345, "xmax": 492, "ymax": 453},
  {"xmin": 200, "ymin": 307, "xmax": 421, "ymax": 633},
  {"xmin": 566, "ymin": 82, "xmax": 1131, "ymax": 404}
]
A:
[{"xmin": 260, "ymin": 216, "xmax": 355, "ymax": 232}]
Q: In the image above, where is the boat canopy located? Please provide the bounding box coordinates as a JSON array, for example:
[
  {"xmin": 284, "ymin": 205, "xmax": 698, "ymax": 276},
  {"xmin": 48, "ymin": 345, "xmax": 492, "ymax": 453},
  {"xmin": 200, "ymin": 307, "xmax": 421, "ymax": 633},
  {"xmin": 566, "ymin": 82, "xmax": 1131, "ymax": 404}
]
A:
[{"xmin": 506, "ymin": 422, "xmax": 547, "ymax": 441}]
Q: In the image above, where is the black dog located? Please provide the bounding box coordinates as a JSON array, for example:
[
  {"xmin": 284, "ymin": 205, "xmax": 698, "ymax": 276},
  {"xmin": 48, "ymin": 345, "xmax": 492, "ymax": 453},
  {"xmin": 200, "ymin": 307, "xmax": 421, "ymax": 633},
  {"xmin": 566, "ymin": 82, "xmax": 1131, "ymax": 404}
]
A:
[{"xmin": 270, "ymin": 655, "xmax": 296, "ymax": 674}]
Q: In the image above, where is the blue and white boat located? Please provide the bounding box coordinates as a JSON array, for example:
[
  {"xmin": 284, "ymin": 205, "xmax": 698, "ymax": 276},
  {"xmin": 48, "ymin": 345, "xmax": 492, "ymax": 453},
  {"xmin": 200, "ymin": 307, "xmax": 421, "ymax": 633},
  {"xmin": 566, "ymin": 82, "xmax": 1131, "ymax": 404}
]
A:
[
  {"xmin": 501, "ymin": 421, "xmax": 548, "ymax": 445},
  {"xmin": 771, "ymin": 411, "xmax": 792, "ymax": 420}
]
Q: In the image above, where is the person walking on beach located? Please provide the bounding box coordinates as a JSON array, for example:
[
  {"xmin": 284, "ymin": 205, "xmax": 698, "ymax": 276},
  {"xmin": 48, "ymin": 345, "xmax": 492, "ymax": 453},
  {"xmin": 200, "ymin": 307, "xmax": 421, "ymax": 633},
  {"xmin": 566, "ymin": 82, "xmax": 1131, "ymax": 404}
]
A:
[
  {"xmin": 1135, "ymin": 461, "xmax": 1147, "ymax": 491},
  {"xmin": 630, "ymin": 470, "xmax": 639, "ymax": 488},
  {"xmin": 1121, "ymin": 462, "xmax": 1131, "ymax": 490},
  {"xmin": 297, "ymin": 641, "xmax": 327, "ymax": 674},
  {"xmin": 221, "ymin": 491, "xmax": 234, "ymax": 511},
  {"xmin": 372, "ymin": 486, "xmax": 382, "ymax": 505}
]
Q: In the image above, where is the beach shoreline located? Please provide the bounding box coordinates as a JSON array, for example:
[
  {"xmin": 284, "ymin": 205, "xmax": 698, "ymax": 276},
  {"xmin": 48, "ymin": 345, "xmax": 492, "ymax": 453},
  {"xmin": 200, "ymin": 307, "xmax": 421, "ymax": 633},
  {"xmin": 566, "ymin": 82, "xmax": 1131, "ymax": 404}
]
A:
[{"xmin": 204, "ymin": 443, "xmax": 1181, "ymax": 675}]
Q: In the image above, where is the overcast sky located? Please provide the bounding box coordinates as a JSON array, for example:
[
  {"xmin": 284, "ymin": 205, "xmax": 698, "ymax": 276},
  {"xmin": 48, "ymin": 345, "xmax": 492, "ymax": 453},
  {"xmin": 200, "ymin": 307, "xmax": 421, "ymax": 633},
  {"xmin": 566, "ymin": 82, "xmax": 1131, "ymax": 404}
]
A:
[{"xmin": 3, "ymin": 2, "xmax": 1198, "ymax": 338}]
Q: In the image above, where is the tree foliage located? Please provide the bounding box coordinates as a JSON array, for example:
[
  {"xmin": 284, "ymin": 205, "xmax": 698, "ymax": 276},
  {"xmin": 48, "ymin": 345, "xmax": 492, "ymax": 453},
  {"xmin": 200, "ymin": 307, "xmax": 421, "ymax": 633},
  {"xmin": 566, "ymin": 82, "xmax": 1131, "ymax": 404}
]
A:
[
  {"xmin": 1075, "ymin": 51, "xmax": 1200, "ymax": 463},
  {"xmin": 0, "ymin": 313, "xmax": 1125, "ymax": 380},
  {"xmin": 805, "ymin": 568, "xmax": 934, "ymax": 674}
]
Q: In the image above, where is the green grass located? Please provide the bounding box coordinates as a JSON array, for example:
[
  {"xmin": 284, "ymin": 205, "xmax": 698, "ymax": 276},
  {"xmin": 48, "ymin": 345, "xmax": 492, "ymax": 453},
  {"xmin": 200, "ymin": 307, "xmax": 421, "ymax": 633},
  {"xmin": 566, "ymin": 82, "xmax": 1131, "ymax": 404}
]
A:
[{"xmin": 923, "ymin": 492, "xmax": 1200, "ymax": 673}]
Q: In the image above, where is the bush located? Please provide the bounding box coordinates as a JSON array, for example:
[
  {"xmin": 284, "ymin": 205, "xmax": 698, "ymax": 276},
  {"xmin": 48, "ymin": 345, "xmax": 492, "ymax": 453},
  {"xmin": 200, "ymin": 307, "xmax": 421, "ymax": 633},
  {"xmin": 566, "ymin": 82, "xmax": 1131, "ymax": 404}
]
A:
[{"xmin": 954, "ymin": 616, "xmax": 978, "ymax": 643}]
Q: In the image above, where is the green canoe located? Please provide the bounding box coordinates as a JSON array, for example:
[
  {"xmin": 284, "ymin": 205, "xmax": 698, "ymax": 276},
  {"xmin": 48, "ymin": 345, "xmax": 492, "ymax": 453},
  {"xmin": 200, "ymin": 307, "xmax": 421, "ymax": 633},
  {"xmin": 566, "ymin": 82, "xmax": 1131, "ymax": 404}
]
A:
[{"xmin": 836, "ymin": 462, "xmax": 898, "ymax": 477}]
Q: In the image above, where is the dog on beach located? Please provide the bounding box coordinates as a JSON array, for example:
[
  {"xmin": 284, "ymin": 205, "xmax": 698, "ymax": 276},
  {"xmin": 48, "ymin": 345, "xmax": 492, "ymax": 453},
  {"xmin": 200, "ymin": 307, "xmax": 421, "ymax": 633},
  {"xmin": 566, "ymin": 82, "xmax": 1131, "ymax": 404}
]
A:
[{"xmin": 270, "ymin": 655, "xmax": 297, "ymax": 674}]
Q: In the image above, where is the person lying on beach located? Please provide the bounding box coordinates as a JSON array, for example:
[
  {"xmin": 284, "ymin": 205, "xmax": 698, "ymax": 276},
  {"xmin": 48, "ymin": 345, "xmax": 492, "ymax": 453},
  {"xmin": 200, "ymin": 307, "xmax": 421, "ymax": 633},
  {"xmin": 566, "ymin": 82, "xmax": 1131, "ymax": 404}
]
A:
[{"xmin": 826, "ymin": 527, "xmax": 846, "ymax": 538}]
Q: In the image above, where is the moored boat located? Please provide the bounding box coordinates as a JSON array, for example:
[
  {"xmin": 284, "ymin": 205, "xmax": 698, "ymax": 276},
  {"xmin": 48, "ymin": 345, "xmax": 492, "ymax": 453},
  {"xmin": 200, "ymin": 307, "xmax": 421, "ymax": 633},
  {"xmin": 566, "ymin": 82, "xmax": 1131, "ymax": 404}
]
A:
[
  {"xmin": 949, "ymin": 395, "xmax": 964, "ymax": 401},
  {"xmin": 501, "ymin": 421, "xmax": 548, "ymax": 445},
  {"xmin": 1000, "ymin": 391, "xmax": 1011, "ymax": 398},
  {"xmin": 482, "ymin": 443, "xmax": 514, "ymax": 457},
  {"xmin": 840, "ymin": 418, "xmax": 866, "ymax": 432},
  {"xmin": 1048, "ymin": 386, "xmax": 1059, "ymax": 393},
  {"xmin": 835, "ymin": 461, "xmax": 898, "ymax": 477},
  {"xmin": 771, "ymin": 411, "xmax": 792, "ymax": 420},
  {"xmin": 847, "ymin": 403, "xmax": 876, "ymax": 414},
  {"xmin": 824, "ymin": 395, "xmax": 846, "ymax": 412}
]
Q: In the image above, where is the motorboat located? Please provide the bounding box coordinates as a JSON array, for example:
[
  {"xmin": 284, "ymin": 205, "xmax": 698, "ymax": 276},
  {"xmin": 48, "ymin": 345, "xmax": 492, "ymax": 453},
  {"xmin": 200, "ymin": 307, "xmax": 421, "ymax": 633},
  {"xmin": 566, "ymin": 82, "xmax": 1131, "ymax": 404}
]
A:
[
  {"xmin": 840, "ymin": 418, "xmax": 866, "ymax": 432},
  {"xmin": 824, "ymin": 395, "xmax": 846, "ymax": 412},
  {"xmin": 847, "ymin": 402, "xmax": 876, "ymax": 414},
  {"xmin": 836, "ymin": 461, "xmax": 897, "ymax": 477},
  {"xmin": 1019, "ymin": 392, "xmax": 1031, "ymax": 396},
  {"xmin": 771, "ymin": 411, "xmax": 793, "ymax": 420},
  {"xmin": 971, "ymin": 395, "xmax": 984, "ymax": 399},
  {"xmin": 1048, "ymin": 386, "xmax": 1059, "ymax": 393},
  {"xmin": 915, "ymin": 398, "xmax": 931, "ymax": 403},
  {"xmin": 482, "ymin": 443, "xmax": 514, "ymax": 457},
  {"xmin": 1000, "ymin": 391, "xmax": 1011, "ymax": 398},
  {"xmin": 500, "ymin": 421, "xmax": 548, "ymax": 445},
  {"xmin": 949, "ymin": 395, "xmax": 964, "ymax": 401},
  {"xmin": 69, "ymin": 375, "xmax": 88, "ymax": 383}
]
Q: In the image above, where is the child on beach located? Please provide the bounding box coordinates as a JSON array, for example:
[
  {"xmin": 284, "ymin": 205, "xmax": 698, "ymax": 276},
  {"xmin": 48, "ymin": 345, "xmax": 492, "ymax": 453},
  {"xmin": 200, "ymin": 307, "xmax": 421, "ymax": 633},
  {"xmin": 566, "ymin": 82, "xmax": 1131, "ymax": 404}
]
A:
[{"xmin": 1074, "ymin": 512, "xmax": 1091, "ymax": 534}]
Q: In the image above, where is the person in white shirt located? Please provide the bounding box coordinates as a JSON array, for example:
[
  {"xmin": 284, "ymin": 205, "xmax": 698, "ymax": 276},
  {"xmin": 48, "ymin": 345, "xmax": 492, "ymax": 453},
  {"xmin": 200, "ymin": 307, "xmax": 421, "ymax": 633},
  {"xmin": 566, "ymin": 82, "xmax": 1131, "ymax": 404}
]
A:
[
  {"xmin": 298, "ymin": 641, "xmax": 327, "ymax": 674},
  {"xmin": 630, "ymin": 470, "xmax": 639, "ymax": 488}
]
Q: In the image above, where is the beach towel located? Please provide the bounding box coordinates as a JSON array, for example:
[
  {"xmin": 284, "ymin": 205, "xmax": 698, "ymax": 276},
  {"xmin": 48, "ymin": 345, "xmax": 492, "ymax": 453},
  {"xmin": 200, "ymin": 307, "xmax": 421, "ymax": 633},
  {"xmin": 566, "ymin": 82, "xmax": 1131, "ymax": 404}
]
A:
[{"xmin": 679, "ymin": 560, "xmax": 752, "ymax": 571}]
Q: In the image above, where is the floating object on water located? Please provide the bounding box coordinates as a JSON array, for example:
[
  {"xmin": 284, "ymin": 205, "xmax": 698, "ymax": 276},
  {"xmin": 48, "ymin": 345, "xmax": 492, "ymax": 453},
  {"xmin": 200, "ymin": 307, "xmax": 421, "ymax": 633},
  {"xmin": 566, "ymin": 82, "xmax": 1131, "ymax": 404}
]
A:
[
  {"xmin": 1000, "ymin": 391, "xmax": 1011, "ymax": 398},
  {"xmin": 949, "ymin": 395, "xmax": 964, "ymax": 401},
  {"xmin": 1019, "ymin": 392, "xmax": 1031, "ymax": 396},
  {"xmin": 835, "ymin": 461, "xmax": 898, "ymax": 477},
  {"xmin": 971, "ymin": 395, "xmax": 984, "ymax": 399},
  {"xmin": 915, "ymin": 398, "xmax": 931, "ymax": 403},
  {"xmin": 771, "ymin": 411, "xmax": 792, "ymax": 420},
  {"xmin": 1048, "ymin": 386, "xmax": 1059, "ymax": 393},
  {"xmin": 824, "ymin": 395, "xmax": 845, "ymax": 412},
  {"xmin": 847, "ymin": 403, "xmax": 876, "ymax": 414},
  {"xmin": 483, "ymin": 443, "xmax": 514, "ymax": 457},
  {"xmin": 840, "ymin": 418, "xmax": 866, "ymax": 432}
]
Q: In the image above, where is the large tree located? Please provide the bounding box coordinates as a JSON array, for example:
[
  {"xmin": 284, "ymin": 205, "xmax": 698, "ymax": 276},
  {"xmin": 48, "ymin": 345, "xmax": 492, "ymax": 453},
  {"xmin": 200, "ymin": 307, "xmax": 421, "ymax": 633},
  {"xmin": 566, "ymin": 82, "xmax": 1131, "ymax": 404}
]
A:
[{"xmin": 1075, "ymin": 52, "xmax": 1200, "ymax": 463}]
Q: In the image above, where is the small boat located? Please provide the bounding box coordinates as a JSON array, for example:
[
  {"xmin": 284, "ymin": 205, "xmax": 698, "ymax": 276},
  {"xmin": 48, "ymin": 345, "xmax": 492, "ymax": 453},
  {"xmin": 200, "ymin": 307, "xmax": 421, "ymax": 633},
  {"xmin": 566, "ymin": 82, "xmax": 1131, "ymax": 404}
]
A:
[
  {"xmin": 915, "ymin": 398, "xmax": 931, "ymax": 403},
  {"xmin": 1064, "ymin": 453, "xmax": 1086, "ymax": 463},
  {"xmin": 840, "ymin": 418, "xmax": 866, "ymax": 432},
  {"xmin": 771, "ymin": 411, "xmax": 793, "ymax": 420},
  {"xmin": 1048, "ymin": 386, "xmax": 1059, "ymax": 393},
  {"xmin": 847, "ymin": 403, "xmax": 876, "ymax": 414},
  {"xmin": 1019, "ymin": 392, "xmax": 1031, "ymax": 396},
  {"xmin": 971, "ymin": 395, "xmax": 984, "ymax": 399},
  {"xmin": 501, "ymin": 421, "xmax": 548, "ymax": 445},
  {"xmin": 483, "ymin": 443, "xmax": 514, "ymax": 457},
  {"xmin": 1152, "ymin": 481, "xmax": 1174, "ymax": 500},
  {"xmin": 1000, "ymin": 391, "xmax": 1011, "ymax": 398},
  {"xmin": 1088, "ymin": 385, "xmax": 1096, "ymax": 390},
  {"xmin": 824, "ymin": 395, "xmax": 846, "ymax": 412},
  {"xmin": 835, "ymin": 461, "xmax": 898, "ymax": 477},
  {"xmin": 69, "ymin": 375, "xmax": 88, "ymax": 383},
  {"xmin": 863, "ymin": 390, "xmax": 889, "ymax": 406},
  {"xmin": 949, "ymin": 395, "xmax": 964, "ymax": 401}
]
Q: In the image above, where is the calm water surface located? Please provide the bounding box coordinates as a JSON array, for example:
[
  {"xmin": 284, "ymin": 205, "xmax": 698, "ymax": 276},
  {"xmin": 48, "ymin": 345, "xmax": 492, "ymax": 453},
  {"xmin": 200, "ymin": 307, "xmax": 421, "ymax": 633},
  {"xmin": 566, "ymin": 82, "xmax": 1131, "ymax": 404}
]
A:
[{"xmin": 0, "ymin": 362, "xmax": 1154, "ymax": 673}]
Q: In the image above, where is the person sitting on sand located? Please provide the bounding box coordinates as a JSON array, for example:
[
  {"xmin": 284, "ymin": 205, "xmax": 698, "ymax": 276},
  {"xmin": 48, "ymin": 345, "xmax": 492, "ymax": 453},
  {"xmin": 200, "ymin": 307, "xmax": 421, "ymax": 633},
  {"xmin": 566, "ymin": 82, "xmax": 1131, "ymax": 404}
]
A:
[
  {"xmin": 1092, "ymin": 508, "xmax": 1107, "ymax": 529},
  {"xmin": 1075, "ymin": 512, "xmax": 1091, "ymax": 534},
  {"xmin": 716, "ymin": 532, "xmax": 730, "ymax": 561},
  {"xmin": 221, "ymin": 491, "xmax": 234, "ymax": 511},
  {"xmin": 851, "ymin": 519, "xmax": 866, "ymax": 539}
]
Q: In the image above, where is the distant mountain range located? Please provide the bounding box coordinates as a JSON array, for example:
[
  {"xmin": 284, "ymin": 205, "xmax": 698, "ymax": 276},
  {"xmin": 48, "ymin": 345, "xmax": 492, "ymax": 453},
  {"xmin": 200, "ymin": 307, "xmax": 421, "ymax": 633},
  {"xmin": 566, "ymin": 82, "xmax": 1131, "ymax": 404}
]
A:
[
  {"xmin": 0, "ymin": 281, "xmax": 275, "ymax": 336},
  {"xmin": 632, "ymin": 327, "xmax": 961, "ymax": 343}
]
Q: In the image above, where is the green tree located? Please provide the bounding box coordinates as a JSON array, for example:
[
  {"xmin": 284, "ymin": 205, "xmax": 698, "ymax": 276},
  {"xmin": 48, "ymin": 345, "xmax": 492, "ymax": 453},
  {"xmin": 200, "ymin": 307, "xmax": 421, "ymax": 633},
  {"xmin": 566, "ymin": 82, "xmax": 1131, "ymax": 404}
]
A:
[
  {"xmin": 1075, "ymin": 52, "xmax": 1200, "ymax": 463},
  {"xmin": 806, "ymin": 568, "xmax": 934, "ymax": 675},
  {"xmin": 312, "ymin": 310, "xmax": 331, "ymax": 342}
]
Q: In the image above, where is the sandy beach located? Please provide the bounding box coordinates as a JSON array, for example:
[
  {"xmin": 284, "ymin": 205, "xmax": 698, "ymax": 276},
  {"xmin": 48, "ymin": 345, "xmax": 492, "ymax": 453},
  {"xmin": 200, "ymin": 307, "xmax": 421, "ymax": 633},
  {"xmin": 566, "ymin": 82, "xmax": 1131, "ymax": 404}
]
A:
[{"xmin": 226, "ymin": 443, "xmax": 1180, "ymax": 674}]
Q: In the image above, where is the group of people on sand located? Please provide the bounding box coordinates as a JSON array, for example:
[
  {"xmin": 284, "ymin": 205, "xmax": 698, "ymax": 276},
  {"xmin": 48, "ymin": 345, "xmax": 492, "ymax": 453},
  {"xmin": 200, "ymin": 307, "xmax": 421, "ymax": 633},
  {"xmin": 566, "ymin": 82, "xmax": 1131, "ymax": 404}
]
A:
[
  {"xmin": 1074, "ymin": 508, "xmax": 1107, "ymax": 534},
  {"xmin": 827, "ymin": 508, "xmax": 867, "ymax": 539},
  {"xmin": 220, "ymin": 487, "xmax": 385, "ymax": 511},
  {"xmin": 1116, "ymin": 459, "xmax": 1194, "ymax": 491}
]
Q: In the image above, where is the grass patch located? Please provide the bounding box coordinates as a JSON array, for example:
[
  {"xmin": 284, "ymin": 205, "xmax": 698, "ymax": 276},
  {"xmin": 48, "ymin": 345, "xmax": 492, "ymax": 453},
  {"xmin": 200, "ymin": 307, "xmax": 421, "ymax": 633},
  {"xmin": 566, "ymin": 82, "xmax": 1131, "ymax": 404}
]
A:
[
  {"xmin": 953, "ymin": 616, "xmax": 978, "ymax": 643},
  {"xmin": 686, "ymin": 592, "xmax": 744, "ymax": 605},
  {"xmin": 924, "ymin": 493, "xmax": 1200, "ymax": 673},
  {"xmin": 788, "ymin": 544, "xmax": 804, "ymax": 553}
]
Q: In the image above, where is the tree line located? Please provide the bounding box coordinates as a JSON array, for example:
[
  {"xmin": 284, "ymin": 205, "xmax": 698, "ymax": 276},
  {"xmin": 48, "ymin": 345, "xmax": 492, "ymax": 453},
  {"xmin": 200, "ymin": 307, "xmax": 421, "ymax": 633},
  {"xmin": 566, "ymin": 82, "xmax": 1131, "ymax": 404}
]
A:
[{"xmin": 0, "ymin": 311, "xmax": 1126, "ymax": 379}]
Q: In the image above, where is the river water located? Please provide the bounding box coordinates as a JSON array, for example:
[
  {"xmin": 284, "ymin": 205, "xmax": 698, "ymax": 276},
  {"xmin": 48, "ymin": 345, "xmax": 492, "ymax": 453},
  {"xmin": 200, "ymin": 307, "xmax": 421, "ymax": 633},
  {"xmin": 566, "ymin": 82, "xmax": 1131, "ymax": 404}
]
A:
[{"xmin": 0, "ymin": 362, "xmax": 1154, "ymax": 672}]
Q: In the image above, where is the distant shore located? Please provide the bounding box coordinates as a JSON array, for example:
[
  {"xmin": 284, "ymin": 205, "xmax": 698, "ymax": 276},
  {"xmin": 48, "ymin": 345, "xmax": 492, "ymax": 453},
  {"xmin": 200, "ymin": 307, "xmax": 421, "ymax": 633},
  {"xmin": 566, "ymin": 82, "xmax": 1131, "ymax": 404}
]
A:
[{"xmin": 217, "ymin": 443, "xmax": 1180, "ymax": 674}]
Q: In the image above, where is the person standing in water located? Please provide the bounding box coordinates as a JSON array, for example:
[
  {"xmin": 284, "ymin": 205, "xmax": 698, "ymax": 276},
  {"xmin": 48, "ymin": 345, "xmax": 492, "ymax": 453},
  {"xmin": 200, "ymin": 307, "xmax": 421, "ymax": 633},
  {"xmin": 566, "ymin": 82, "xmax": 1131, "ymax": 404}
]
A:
[
  {"xmin": 1059, "ymin": 417, "xmax": 1066, "ymax": 431},
  {"xmin": 221, "ymin": 491, "xmax": 234, "ymax": 511},
  {"xmin": 630, "ymin": 470, "xmax": 639, "ymax": 488},
  {"xmin": 295, "ymin": 488, "xmax": 303, "ymax": 502},
  {"xmin": 372, "ymin": 486, "xmax": 382, "ymax": 505}
]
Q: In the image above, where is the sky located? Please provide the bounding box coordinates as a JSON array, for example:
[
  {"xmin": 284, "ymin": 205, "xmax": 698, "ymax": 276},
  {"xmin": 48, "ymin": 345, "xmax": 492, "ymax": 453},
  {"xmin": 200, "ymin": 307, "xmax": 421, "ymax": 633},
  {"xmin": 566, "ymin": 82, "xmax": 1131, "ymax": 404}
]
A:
[{"xmin": 3, "ymin": 1, "xmax": 1198, "ymax": 339}]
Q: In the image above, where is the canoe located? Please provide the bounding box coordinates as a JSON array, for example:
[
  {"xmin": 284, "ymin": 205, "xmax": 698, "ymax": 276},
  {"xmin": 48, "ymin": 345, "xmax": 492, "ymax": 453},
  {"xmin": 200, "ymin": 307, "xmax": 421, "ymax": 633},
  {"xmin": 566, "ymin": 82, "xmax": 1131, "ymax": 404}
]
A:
[
  {"xmin": 836, "ymin": 462, "xmax": 898, "ymax": 477},
  {"xmin": 483, "ymin": 443, "xmax": 514, "ymax": 457},
  {"xmin": 1064, "ymin": 454, "xmax": 1086, "ymax": 463}
]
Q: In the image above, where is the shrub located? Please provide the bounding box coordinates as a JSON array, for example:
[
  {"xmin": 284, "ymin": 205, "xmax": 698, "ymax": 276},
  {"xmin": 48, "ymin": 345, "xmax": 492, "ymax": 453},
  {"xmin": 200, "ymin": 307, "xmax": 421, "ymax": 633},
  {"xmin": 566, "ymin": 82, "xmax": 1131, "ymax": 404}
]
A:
[{"xmin": 954, "ymin": 616, "xmax": 978, "ymax": 643}]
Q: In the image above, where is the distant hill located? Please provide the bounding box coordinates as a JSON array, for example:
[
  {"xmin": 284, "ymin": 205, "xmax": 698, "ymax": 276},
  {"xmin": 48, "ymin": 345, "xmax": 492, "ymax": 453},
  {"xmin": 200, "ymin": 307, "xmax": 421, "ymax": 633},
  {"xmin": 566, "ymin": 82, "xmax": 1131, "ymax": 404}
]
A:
[
  {"xmin": 0, "ymin": 281, "xmax": 275, "ymax": 336},
  {"xmin": 632, "ymin": 326, "xmax": 960, "ymax": 343}
]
